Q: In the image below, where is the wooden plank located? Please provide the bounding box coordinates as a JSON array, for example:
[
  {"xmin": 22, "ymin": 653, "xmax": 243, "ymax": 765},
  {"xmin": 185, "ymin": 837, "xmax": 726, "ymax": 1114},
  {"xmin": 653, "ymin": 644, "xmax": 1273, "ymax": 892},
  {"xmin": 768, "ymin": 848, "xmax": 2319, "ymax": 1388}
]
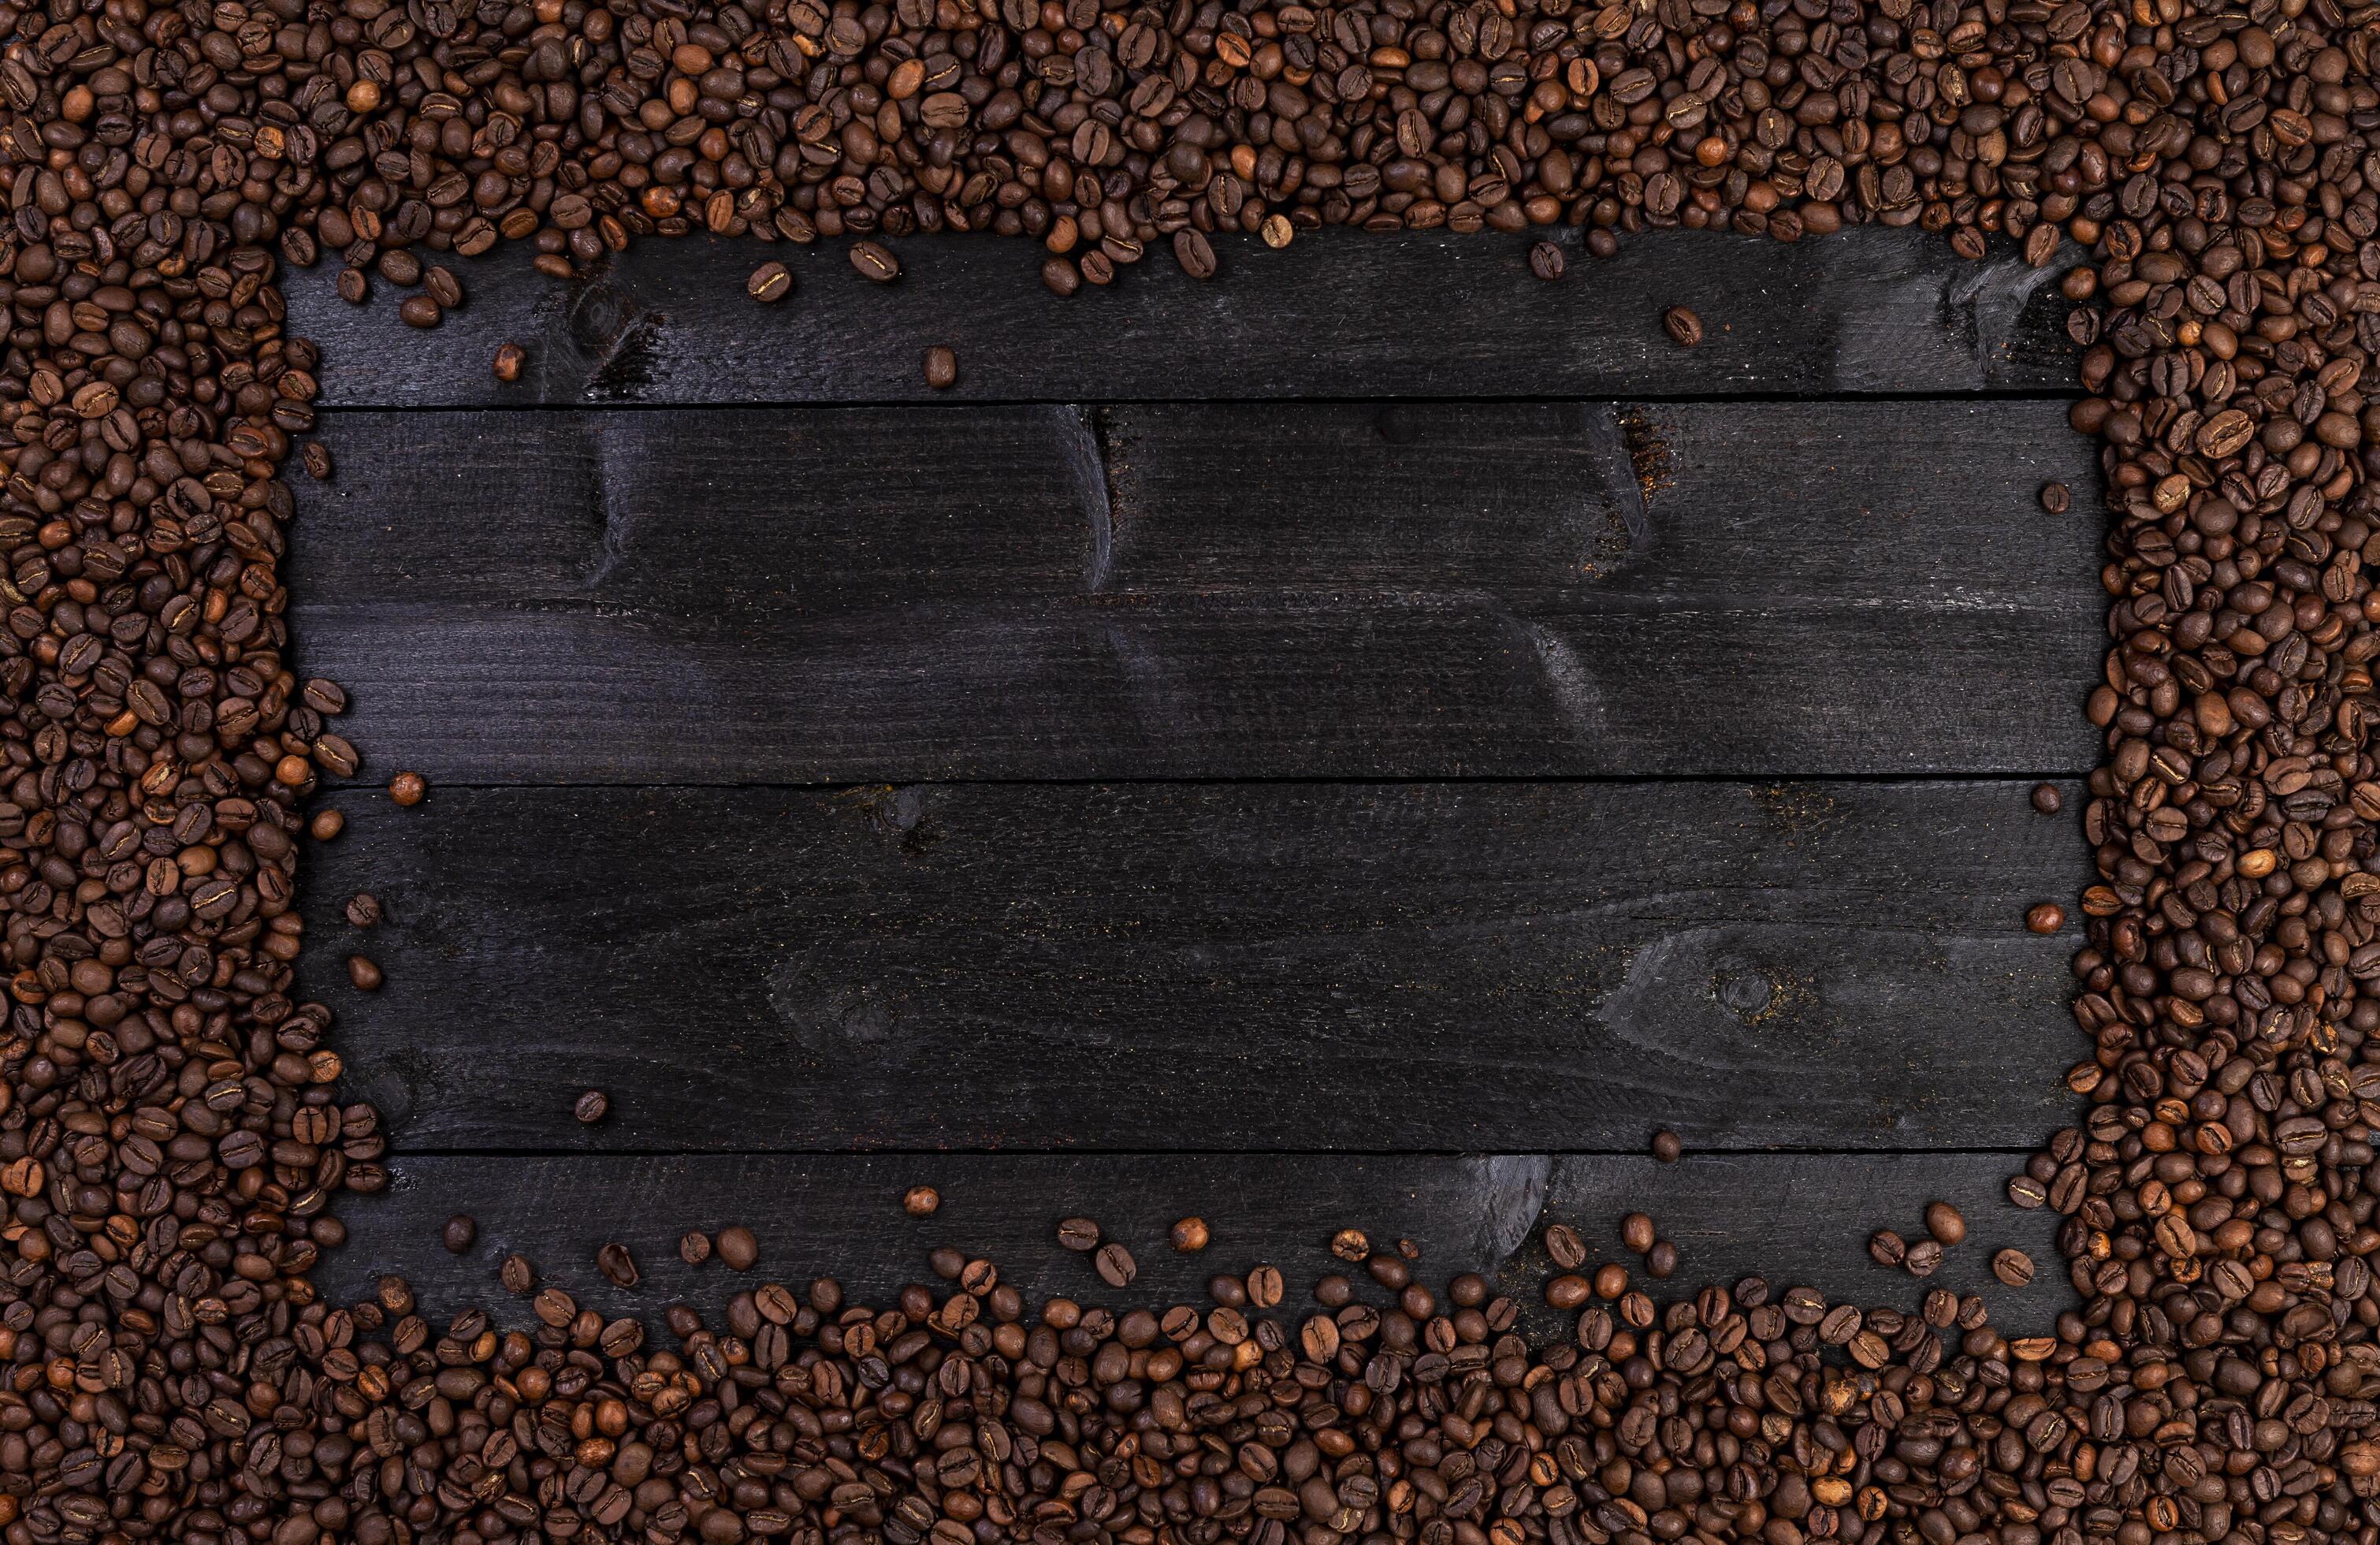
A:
[
  {"xmin": 314, "ymin": 1152, "xmax": 2064, "ymax": 1339},
  {"xmin": 287, "ymin": 229, "xmax": 2075, "ymax": 408},
  {"xmin": 306, "ymin": 780, "xmax": 2088, "ymax": 1155},
  {"xmin": 291, "ymin": 400, "xmax": 2101, "ymax": 782}
]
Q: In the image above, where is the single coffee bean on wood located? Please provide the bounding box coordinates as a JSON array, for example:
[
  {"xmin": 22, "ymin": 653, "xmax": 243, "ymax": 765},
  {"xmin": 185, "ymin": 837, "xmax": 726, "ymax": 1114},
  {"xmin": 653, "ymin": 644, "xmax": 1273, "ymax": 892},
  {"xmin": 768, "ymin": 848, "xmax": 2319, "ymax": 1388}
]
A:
[
  {"xmin": 1663, "ymin": 307, "xmax": 1704, "ymax": 348},
  {"xmin": 1095, "ymin": 1242, "xmax": 1137, "ymax": 1287},
  {"xmin": 904, "ymin": 1186, "xmax": 940, "ymax": 1216},
  {"xmin": 1058, "ymin": 1217, "xmax": 1101, "ymax": 1251},
  {"xmin": 575, "ymin": 1090, "xmax": 608, "ymax": 1124},
  {"xmin": 1994, "ymin": 1249, "xmax": 2036, "ymax": 1287},
  {"xmin": 923, "ymin": 346, "xmax": 958, "ymax": 389},
  {"xmin": 1923, "ymin": 1201, "xmax": 1966, "ymax": 1245},
  {"xmin": 1530, "ymin": 241, "xmax": 1565, "ymax": 281},
  {"xmin": 345, "ymin": 893, "xmax": 381, "ymax": 927},
  {"xmin": 1171, "ymin": 1217, "xmax": 1210, "ymax": 1252},
  {"xmin": 717, "ymin": 1226, "xmax": 760, "ymax": 1270},
  {"xmin": 748, "ymin": 261, "xmax": 793, "ymax": 302},
  {"xmin": 443, "ymin": 1215, "xmax": 477, "ymax": 1254}
]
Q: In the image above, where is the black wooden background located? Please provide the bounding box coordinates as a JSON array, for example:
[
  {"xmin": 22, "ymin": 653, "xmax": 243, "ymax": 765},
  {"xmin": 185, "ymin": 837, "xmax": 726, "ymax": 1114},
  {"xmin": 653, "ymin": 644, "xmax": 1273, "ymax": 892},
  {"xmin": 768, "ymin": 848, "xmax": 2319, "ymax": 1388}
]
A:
[{"xmin": 292, "ymin": 225, "xmax": 2090, "ymax": 1334}]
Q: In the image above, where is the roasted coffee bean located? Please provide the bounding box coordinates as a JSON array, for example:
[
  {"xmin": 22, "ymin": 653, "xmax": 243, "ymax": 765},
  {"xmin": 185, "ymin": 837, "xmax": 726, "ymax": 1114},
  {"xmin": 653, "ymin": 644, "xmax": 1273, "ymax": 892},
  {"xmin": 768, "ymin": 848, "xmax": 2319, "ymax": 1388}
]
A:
[
  {"xmin": 1260, "ymin": 214, "xmax": 1293, "ymax": 249},
  {"xmin": 2031, "ymin": 784, "xmax": 2062, "ymax": 816},
  {"xmin": 1924, "ymin": 1201, "xmax": 1966, "ymax": 1246},
  {"xmin": 1545, "ymin": 1223, "xmax": 1586, "ymax": 1271},
  {"xmin": 1620, "ymin": 1212, "xmax": 1656, "ymax": 1253},
  {"xmin": 1530, "ymin": 241, "xmax": 1565, "ymax": 281},
  {"xmin": 1173, "ymin": 229, "xmax": 1217, "ymax": 280},
  {"xmin": 499, "ymin": 1253, "xmax": 535, "ymax": 1294},
  {"xmin": 347, "ymin": 955, "xmax": 383, "ymax": 991},
  {"xmin": 494, "ymin": 343, "xmax": 526, "ymax": 382},
  {"xmin": 311, "ymin": 810, "xmax": 347, "ymax": 841},
  {"xmin": 680, "ymin": 1230, "xmax": 712, "ymax": 1265},
  {"xmin": 923, "ymin": 347, "xmax": 958, "ymax": 389},
  {"xmin": 1869, "ymin": 1229, "xmax": 1908, "ymax": 1268},
  {"xmin": 575, "ymin": 1090, "xmax": 609, "ymax": 1125},
  {"xmin": 904, "ymin": 1186, "xmax": 941, "ymax": 1216},
  {"xmin": 1903, "ymin": 1238, "xmax": 1944, "ymax": 1277},
  {"xmin": 2026, "ymin": 903, "xmax": 2065, "ymax": 935},
  {"xmin": 717, "ymin": 1226, "xmax": 760, "ymax": 1271},
  {"xmin": 346, "ymin": 893, "xmax": 382, "ymax": 928},
  {"xmin": 2040, "ymin": 482, "xmax": 2071, "ymax": 514},
  {"xmin": 1171, "ymin": 1217, "xmax": 1210, "ymax": 1252},
  {"xmin": 1663, "ymin": 307, "xmax": 1704, "ymax": 348},
  {"xmin": 1043, "ymin": 259, "xmax": 1082, "ymax": 297},
  {"xmin": 749, "ymin": 262, "xmax": 794, "ymax": 302},
  {"xmin": 1651, "ymin": 1129, "xmax": 1682, "ymax": 1163},
  {"xmin": 1646, "ymin": 1240, "xmax": 1677, "ymax": 1279},
  {"xmin": 1058, "ymin": 1217, "xmax": 1101, "ymax": 1251},
  {"xmin": 398, "ymin": 296, "xmax": 444, "ymax": 329},
  {"xmin": 424, "ymin": 267, "xmax": 465, "ymax": 309},
  {"xmin": 443, "ymin": 1215, "xmax": 477, "ymax": 1254},
  {"xmin": 597, "ymin": 1242, "xmax": 640, "ymax": 1288},
  {"xmin": 1993, "ymin": 1249, "xmax": 2035, "ymax": 1287},
  {"xmin": 303, "ymin": 443, "xmax": 335, "ymax": 480},
  {"xmin": 390, "ymin": 772, "xmax": 429, "ymax": 806},
  {"xmin": 1329, "ymin": 1228, "xmax": 1370, "ymax": 1261},
  {"xmin": 1094, "ymin": 1242, "xmax": 1136, "ymax": 1287},
  {"xmin": 1592, "ymin": 1263, "xmax": 1628, "ymax": 1299},
  {"xmin": 850, "ymin": 241, "xmax": 901, "ymax": 282}
]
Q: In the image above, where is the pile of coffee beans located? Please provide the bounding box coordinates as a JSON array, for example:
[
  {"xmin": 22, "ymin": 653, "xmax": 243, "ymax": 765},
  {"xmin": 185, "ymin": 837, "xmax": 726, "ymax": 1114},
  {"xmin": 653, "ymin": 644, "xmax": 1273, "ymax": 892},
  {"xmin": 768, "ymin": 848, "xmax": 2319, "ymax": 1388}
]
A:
[{"xmin": 2, "ymin": 0, "xmax": 2380, "ymax": 1537}]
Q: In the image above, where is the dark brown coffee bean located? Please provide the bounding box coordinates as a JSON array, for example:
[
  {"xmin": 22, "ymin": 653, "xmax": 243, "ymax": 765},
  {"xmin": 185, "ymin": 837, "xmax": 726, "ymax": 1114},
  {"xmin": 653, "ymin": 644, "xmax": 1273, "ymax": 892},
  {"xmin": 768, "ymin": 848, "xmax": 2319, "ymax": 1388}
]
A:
[
  {"xmin": 597, "ymin": 1242, "xmax": 639, "ymax": 1288},
  {"xmin": 1993, "ymin": 1249, "xmax": 2035, "ymax": 1286},
  {"xmin": 1592, "ymin": 1263, "xmax": 1627, "ymax": 1299},
  {"xmin": 1662, "ymin": 307, "xmax": 1704, "ymax": 347},
  {"xmin": 493, "ymin": 343, "xmax": 526, "ymax": 382},
  {"xmin": 1903, "ymin": 1238, "xmax": 1944, "ymax": 1276},
  {"xmin": 904, "ymin": 1186, "xmax": 940, "ymax": 1216},
  {"xmin": 1651, "ymin": 1129, "xmax": 1682, "ymax": 1163},
  {"xmin": 1924, "ymin": 1201, "xmax": 1966, "ymax": 1245},
  {"xmin": 345, "ymin": 893, "xmax": 381, "ymax": 928},
  {"xmin": 311, "ymin": 810, "xmax": 346, "ymax": 841},
  {"xmin": 1042, "ymin": 258, "xmax": 1081, "ymax": 296},
  {"xmin": 1058, "ymin": 1217, "xmax": 1101, "ymax": 1251},
  {"xmin": 347, "ymin": 955, "xmax": 383, "ymax": 991},
  {"xmin": 1620, "ymin": 1212, "xmax": 1655, "ymax": 1253},
  {"xmin": 303, "ymin": 443, "xmax": 334, "ymax": 480},
  {"xmin": 717, "ymin": 1226, "xmax": 759, "ymax": 1270},
  {"xmin": 443, "ymin": 1215, "xmax": 477, "ymax": 1253},
  {"xmin": 923, "ymin": 346, "xmax": 958, "ymax": 389},
  {"xmin": 1171, "ymin": 1217, "xmax": 1209, "ymax": 1251},
  {"xmin": 397, "ymin": 295, "xmax": 443, "ymax": 329},
  {"xmin": 389, "ymin": 772, "xmax": 429, "ymax": 806},
  {"xmin": 1246, "ymin": 1264, "xmax": 1282, "ymax": 1307},
  {"xmin": 1870, "ymin": 1230, "xmax": 1907, "ymax": 1267},
  {"xmin": 500, "ymin": 1253, "xmax": 534, "ymax": 1294},
  {"xmin": 850, "ymin": 241, "xmax": 900, "ymax": 282},
  {"xmin": 1173, "ymin": 229, "xmax": 1217, "ymax": 279},
  {"xmin": 2040, "ymin": 482, "xmax": 2070, "ymax": 514},
  {"xmin": 575, "ymin": 1090, "xmax": 608, "ymax": 1124},
  {"xmin": 2026, "ymin": 903, "xmax": 2065, "ymax": 934},
  {"xmin": 1545, "ymin": 1223, "xmax": 1586, "ymax": 1271},
  {"xmin": 1646, "ymin": 1241, "xmax": 1677, "ymax": 1279},
  {"xmin": 1530, "ymin": 241, "xmax": 1565, "ymax": 281},
  {"xmin": 749, "ymin": 262, "xmax": 793, "ymax": 302},
  {"xmin": 423, "ymin": 266, "xmax": 464, "ymax": 308},
  {"xmin": 1094, "ymin": 1242, "xmax": 1136, "ymax": 1287}
]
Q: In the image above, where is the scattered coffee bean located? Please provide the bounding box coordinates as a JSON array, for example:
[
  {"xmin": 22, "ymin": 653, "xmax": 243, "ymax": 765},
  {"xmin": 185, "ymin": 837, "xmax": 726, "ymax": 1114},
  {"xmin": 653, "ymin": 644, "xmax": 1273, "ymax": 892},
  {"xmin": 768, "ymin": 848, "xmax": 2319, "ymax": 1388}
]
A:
[
  {"xmin": 389, "ymin": 772, "xmax": 429, "ymax": 806},
  {"xmin": 346, "ymin": 955, "xmax": 383, "ymax": 991},
  {"xmin": 716, "ymin": 1226, "xmax": 760, "ymax": 1271},
  {"xmin": 1662, "ymin": 307, "xmax": 1704, "ymax": 348},
  {"xmin": 1869, "ymin": 1229, "xmax": 1907, "ymax": 1268},
  {"xmin": 575, "ymin": 1090, "xmax": 609, "ymax": 1125},
  {"xmin": 442, "ymin": 1215, "xmax": 477, "ymax": 1254},
  {"xmin": 1651, "ymin": 1129, "xmax": 1682, "ymax": 1163},
  {"xmin": 1545, "ymin": 1223, "xmax": 1586, "ymax": 1271},
  {"xmin": 1646, "ymin": 1240, "xmax": 1677, "ymax": 1279},
  {"xmin": 850, "ymin": 241, "xmax": 901, "ymax": 282},
  {"xmin": 499, "ymin": 1253, "xmax": 534, "ymax": 1294},
  {"xmin": 1043, "ymin": 258, "xmax": 1082, "ymax": 297},
  {"xmin": 1924, "ymin": 1201, "xmax": 1966, "ymax": 1246},
  {"xmin": 597, "ymin": 1242, "xmax": 640, "ymax": 1288},
  {"xmin": 1094, "ymin": 1242, "xmax": 1137, "ymax": 1287},
  {"xmin": 1171, "ymin": 1216, "xmax": 1210, "ymax": 1252},
  {"xmin": 748, "ymin": 261, "xmax": 794, "ymax": 302},
  {"xmin": 2040, "ymin": 482, "xmax": 2070, "ymax": 514},
  {"xmin": 493, "ymin": 343, "xmax": 526, "ymax": 382},
  {"xmin": 1620, "ymin": 1212, "xmax": 1656, "ymax": 1253},
  {"xmin": 2026, "ymin": 903, "xmax": 2066, "ymax": 935},
  {"xmin": 303, "ymin": 443, "xmax": 334, "ymax": 480},
  {"xmin": 1529, "ymin": 241, "xmax": 1565, "ymax": 281},
  {"xmin": 680, "ymin": 1230, "xmax": 712, "ymax": 1265},
  {"xmin": 1260, "ymin": 214, "xmax": 1293, "ymax": 248},
  {"xmin": 1903, "ymin": 1238, "xmax": 1944, "ymax": 1277},
  {"xmin": 424, "ymin": 266, "xmax": 465, "ymax": 309},
  {"xmin": 1329, "ymin": 1228, "xmax": 1370, "ymax": 1261},
  {"xmin": 1173, "ymin": 229, "xmax": 1217, "ymax": 280},
  {"xmin": 2031, "ymin": 783, "xmax": 2062, "ymax": 815},
  {"xmin": 1993, "ymin": 1249, "xmax": 2036, "ymax": 1287},
  {"xmin": 923, "ymin": 346, "xmax": 958, "ymax": 389},
  {"xmin": 345, "ymin": 893, "xmax": 381, "ymax": 928},
  {"xmin": 904, "ymin": 1186, "xmax": 941, "ymax": 1216},
  {"xmin": 1058, "ymin": 1216, "xmax": 1101, "ymax": 1251},
  {"xmin": 397, "ymin": 295, "xmax": 443, "ymax": 329},
  {"xmin": 1591, "ymin": 1263, "xmax": 1628, "ymax": 1299},
  {"xmin": 311, "ymin": 810, "xmax": 346, "ymax": 841}
]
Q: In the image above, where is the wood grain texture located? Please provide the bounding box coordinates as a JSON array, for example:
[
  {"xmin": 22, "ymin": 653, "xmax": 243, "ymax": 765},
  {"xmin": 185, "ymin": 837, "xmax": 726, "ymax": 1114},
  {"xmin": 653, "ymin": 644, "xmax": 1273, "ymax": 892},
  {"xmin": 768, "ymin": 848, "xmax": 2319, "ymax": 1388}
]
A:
[
  {"xmin": 314, "ymin": 1152, "xmax": 2065, "ymax": 1340},
  {"xmin": 286, "ymin": 228, "xmax": 2074, "ymax": 408},
  {"xmin": 304, "ymin": 779, "xmax": 2088, "ymax": 1154},
  {"xmin": 292, "ymin": 400, "xmax": 2101, "ymax": 782}
]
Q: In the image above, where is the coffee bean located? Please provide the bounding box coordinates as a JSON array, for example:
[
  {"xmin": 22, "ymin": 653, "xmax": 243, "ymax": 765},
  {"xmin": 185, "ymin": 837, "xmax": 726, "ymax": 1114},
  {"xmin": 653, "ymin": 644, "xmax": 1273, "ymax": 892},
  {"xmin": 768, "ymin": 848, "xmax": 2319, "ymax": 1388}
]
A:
[
  {"xmin": 1869, "ymin": 1230, "xmax": 1907, "ymax": 1267},
  {"xmin": 904, "ymin": 1186, "xmax": 940, "ymax": 1216},
  {"xmin": 423, "ymin": 266, "xmax": 464, "ymax": 308},
  {"xmin": 1924, "ymin": 1201, "xmax": 1966, "ymax": 1245},
  {"xmin": 597, "ymin": 1242, "xmax": 639, "ymax": 1288},
  {"xmin": 1042, "ymin": 258, "xmax": 1081, "ymax": 297},
  {"xmin": 1646, "ymin": 1241, "xmax": 1677, "ymax": 1279},
  {"xmin": 749, "ymin": 261, "xmax": 794, "ymax": 302},
  {"xmin": 1260, "ymin": 214, "xmax": 1293, "ymax": 248},
  {"xmin": 1530, "ymin": 241, "xmax": 1565, "ymax": 281},
  {"xmin": 346, "ymin": 955, "xmax": 383, "ymax": 991},
  {"xmin": 1058, "ymin": 1217, "xmax": 1100, "ymax": 1251},
  {"xmin": 1592, "ymin": 1263, "xmax": 1627, "ymax": 1299},
  {"xmin": 923, "ymin": 346, "xmax": 958, "ymax": 389},
  {"xmin": 1651, "ymin": 1129, "xmax": 1682, "ymax": 1163},
  {"xmin": 345, "ymin": 893, "xmax": 381, "ymax": 927},
  {"xmin": 1620, "ymin": 1212, "xmax": 1655, "ymax": 1253},
  {"xmin": 1171, "ymin": 1216, "xmax": 1209, "ymax": 1252},
  {"xmin": 493, "ymin": 343, "xmax": 526, "ymax": 382},
  {"xmin": 389, "ymin": 772, "xmax": 429, "ymax": 806},
  {"xmin": 2040, "ymin": 482, "xmax": 2070, "ymax": 514},
  {"xmin": 717, "ymin": 1226, "xmax": 759, "ymax": 1271},
  {"xmin": 1094, "ymin": 1242, "xmax": 1136, "ymax": 1287},
  {"xmin": 679, "ymin": 1230, "xmax": 712, "ymax": 1264},
  {"xmin": 443, "ymin": 1215, "xmax": 477, "ymax": 1253},
  {"xmin": 311, "ymin": 810, "xmax": 346, "ymax": 842},
  {"xmin": 1662, "ymin": 307, "xmax": 1704, "ymax": 348},
  {"xmin": 850, "ymin": 241, "xmax": 900, "ymax": 282},
  {"xmin": 2025, "ymin": 903, "xmax": 2065, "ymax": 934},
  {"xmin": 1903, "ymin": 1238, "xmax": 1944, "ymax": 1277},
  {"xmin": 1329, "ymin": 1228, "xmax": 1370, "ymax": 1261},
  {"xmin": 303, "ymin": 443, "xmax": 334, "ymax": 481},
  {"xmin": 1247, "ymin": 1264, "xmax": 1282, "ymax": 1307},
  {"xmin": 499, "ymin": 1253, "xmax": 534, "ymax": 1294},
  {"xmin": 1545, "ymin": 1223, "xmax": 1586, "ymax": 1271},
  {"xmin": 2030, "ymin": 783, "xmax": 2062, "ymax": 815},
  {"xmin": 1173, "ymin": 229, "xmax": 1217, "ymax": 279},
  {"xmin": 397, "ymin": 295, "xmax": 443, "ymax": 329},
  {"xmin": 575, "ymin": 1090, "xmax": 608, "ymax": 1124},
  {"xmin": 1993, "ymin": 1249, "xmax": 2035, "ymax": 1287},
  {"xmin": 1079, "ymin": 251, "xmax": 1115, "ymax": 286}
]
